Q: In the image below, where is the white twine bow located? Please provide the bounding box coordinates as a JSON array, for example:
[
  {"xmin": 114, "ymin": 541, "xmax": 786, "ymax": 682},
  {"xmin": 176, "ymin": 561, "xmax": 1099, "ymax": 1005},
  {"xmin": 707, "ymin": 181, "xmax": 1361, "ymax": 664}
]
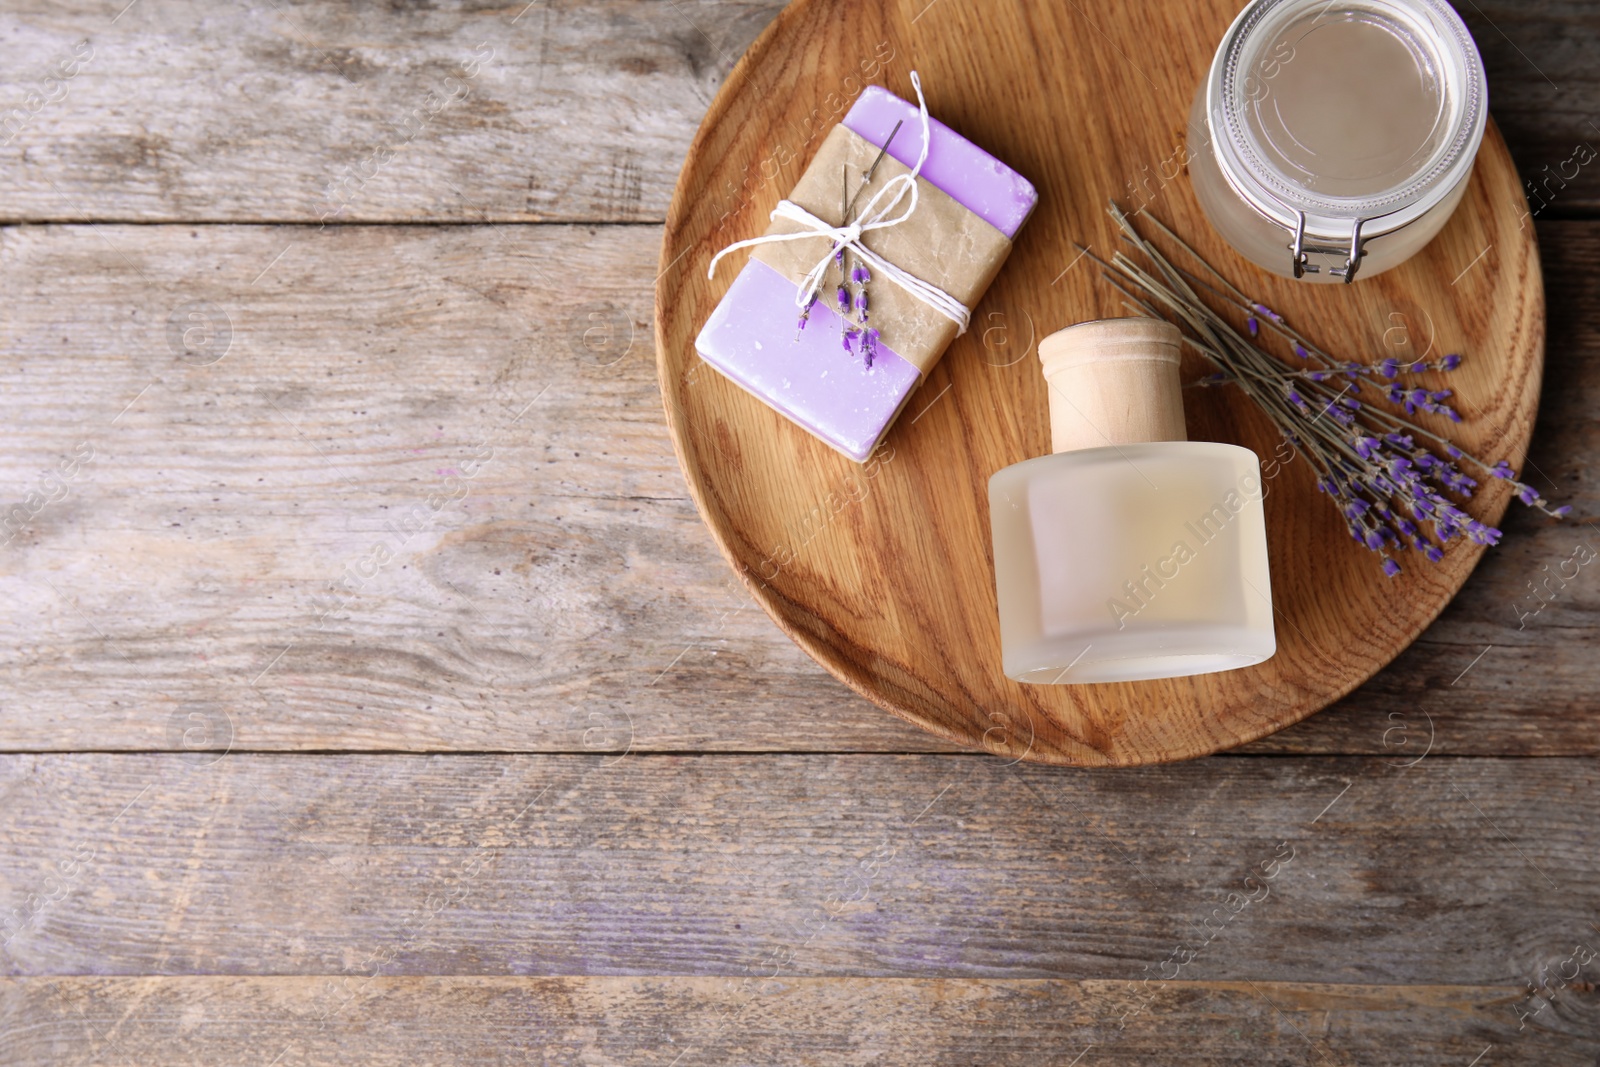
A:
[{"xmin": 706, "ymin": 71, "xmax": 970, "ymax": 336}]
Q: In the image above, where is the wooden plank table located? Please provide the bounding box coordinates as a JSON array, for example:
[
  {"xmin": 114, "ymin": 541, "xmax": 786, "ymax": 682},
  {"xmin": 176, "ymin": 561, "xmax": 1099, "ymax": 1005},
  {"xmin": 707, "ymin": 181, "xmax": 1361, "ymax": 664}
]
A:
[{"xmin": 0, "ymin": 1, "xmax": 1596, "ymax": 1062}]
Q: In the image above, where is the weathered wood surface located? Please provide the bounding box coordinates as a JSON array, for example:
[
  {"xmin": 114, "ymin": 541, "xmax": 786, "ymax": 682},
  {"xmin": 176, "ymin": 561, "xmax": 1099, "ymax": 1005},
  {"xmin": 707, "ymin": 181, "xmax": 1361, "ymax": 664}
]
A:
[
  {"xmin": 0, "ymin": 0, "xmax": 785, "ymax": 224},
  {"xmin": 0, "ymin": 222, "xmax": 1595, "ymax": 755},
  {"xmin": 0, "ymin": 1, "xmax": 1593, "ymax": 224},
  {"xmin": 4, "ymin": 976, "xmax": 1594, "ymax": 1066},
  {"xmin": 1454, "ymin": 0, "xmax": 1600, "ymax": 222},
  {"xmin": 1, "ymin": 754, "xmax": 1597, "ymax": 984},
  {"xmin": 1, "ymin": 0, "xmax": 1598, "ymax": 1062},
  {"xmin": 0, "ymin": 220, "xmax": 952, "ymax": 754}
]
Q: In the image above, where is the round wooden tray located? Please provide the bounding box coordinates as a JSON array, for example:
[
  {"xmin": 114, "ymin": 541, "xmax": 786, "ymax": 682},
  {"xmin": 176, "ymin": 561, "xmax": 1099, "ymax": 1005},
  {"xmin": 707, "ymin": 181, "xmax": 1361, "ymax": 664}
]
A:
[{"xmin": 654, "ymin": 0, "xmax": 1543, "ymax": 766}]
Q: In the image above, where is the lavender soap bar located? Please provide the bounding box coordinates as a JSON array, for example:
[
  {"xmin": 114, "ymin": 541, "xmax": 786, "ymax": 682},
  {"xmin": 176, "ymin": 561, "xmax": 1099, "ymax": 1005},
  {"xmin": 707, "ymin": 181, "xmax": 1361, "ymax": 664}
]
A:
[{"xmin": 696, "ymin": 85, "xmax": 1038, "ymax": 462}]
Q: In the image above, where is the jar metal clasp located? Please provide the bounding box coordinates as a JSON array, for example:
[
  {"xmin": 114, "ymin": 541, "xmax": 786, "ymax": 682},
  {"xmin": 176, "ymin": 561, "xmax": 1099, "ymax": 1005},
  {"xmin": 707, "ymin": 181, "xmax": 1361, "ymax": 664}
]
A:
[{"xmin": 1289, "ymin": 211, "xmax": 1369, "ymax": 284}]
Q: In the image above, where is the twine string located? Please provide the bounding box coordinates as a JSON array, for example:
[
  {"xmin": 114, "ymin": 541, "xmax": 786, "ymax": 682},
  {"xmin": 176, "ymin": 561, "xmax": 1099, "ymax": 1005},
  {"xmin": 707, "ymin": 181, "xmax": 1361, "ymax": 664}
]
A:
[{"xmin": 705, "ymin": 71, "xmax": 971, "ymax": 336}]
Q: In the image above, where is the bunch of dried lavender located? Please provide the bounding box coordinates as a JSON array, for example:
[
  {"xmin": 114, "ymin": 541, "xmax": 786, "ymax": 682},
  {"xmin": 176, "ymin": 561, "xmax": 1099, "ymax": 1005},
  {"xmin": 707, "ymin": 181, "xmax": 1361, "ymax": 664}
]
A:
[{"xmin": 1088, "ymin": 202, "xmax": 1568, "ymax": 576}]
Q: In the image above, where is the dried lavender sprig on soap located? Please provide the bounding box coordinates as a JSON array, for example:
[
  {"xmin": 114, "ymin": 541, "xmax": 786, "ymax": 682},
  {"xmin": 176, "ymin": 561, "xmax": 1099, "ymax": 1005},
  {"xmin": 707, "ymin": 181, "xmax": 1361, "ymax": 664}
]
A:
[
  {"xmin": 1083, "ymin": 202, "xmax": 1570, "ymax": 576},
  {"xmin": 832, "ymin": 165, "xmax": 882, "ymax": 368}
]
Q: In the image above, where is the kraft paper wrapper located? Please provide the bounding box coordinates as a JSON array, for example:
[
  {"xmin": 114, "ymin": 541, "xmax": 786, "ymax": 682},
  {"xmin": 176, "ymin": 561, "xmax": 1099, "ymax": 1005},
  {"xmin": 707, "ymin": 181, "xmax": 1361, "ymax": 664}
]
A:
[{"xmin": 751, "ymin": 124, "xmax": 1013, "ymax": 377}]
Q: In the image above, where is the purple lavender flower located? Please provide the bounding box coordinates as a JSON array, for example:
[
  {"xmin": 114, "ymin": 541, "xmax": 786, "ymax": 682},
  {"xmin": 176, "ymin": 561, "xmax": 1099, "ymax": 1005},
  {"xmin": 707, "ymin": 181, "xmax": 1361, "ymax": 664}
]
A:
[
  {"xmin": 1466, "ymin": 521, "xmax": 1503, "ymax": 546},
  {"xmin": 1440, "ymin": 353, "xmax": 1462, "ymax": 371},
  {"xmin": 1378, "ymin": 357, "xmax": 1400, "ymax": 379},
  {"xmin": 863, "ymin": 327, "xmax": 880, "ymax": 368},
  {"xmin": 1381, "ymin": 558, "xmax": 1401, "ymax": 577},
  {"xmin": 1247, "ymin": 316, "xmax": 1259, "ymax": 337},
  {"xmin": 1489, "ymin": 461, "xmax": 1514, "ymax": 480},
  {"xmin": 1553, "ymin": 505, "xmax": 1574, "ymax": 518},
  {"xmin": 1294, "ymin": 344, "xmax": 1310, "ymax": 360},
  {"xmin": 856, "ymin": 290, "xmax": 869, "ymax": 314},
  {"xmin": 1251, "ymin": 303, "xmax": 1284, "ymax": 324},
  {"xmin": 836, "ymin": 286, "xmax": 850, "ymax": 313},
  {"xmin": 852, "ymin": 265, "xmax": 870, "ymax": 284},
  {"xmin": 1423, "ymin": 543, "xmax": 1444, "ymax": 563},
  {"xmin": 1354, "ymin": 435, "xmax": 1380, "ymax": 459}
]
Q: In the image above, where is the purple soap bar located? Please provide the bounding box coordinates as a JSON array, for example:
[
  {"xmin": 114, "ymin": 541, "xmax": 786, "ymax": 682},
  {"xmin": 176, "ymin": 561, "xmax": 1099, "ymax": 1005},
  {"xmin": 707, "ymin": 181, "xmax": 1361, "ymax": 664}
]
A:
[
  {"xmin": 843, "ymin": 86, "xmax": 1036, "ymax": 239},
  {"xmin": 695, "ymin": 87, "xmax": 1038, "ymax": 463},
  {"xmin": 699, "ymin": 259, "xmax": 925, "ymax": 461}
]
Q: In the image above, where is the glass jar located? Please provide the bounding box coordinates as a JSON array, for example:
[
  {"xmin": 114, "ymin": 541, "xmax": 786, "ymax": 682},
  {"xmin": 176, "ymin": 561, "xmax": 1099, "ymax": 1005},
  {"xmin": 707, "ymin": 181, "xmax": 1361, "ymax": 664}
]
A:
[{"xmin": 1188, "ymin": 0, "xmax": 1487, "ymax": 283}]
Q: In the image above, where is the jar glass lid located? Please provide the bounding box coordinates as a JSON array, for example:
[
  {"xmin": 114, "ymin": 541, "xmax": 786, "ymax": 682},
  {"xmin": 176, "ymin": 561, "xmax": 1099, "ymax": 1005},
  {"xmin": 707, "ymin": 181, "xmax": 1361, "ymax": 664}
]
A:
[{"xmin": 1207, "ymin": 0, "xmax": 1487, "ymax": 241}]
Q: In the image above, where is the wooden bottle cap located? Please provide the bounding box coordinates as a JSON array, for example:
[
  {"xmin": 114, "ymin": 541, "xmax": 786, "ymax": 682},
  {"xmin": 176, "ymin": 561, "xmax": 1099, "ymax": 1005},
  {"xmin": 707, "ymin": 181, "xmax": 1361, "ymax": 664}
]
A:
[{"xmin": 1038, "ymin": 318, "xmax": 1187, "ymax": 454}]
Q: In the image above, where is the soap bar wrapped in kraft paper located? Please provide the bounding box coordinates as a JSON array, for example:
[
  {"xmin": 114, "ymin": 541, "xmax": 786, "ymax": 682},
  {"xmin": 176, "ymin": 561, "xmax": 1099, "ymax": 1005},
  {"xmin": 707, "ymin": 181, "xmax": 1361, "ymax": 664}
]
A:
[{"xmin": 697, "ymin": 74, "xmax": 1037, "ymax": 462}]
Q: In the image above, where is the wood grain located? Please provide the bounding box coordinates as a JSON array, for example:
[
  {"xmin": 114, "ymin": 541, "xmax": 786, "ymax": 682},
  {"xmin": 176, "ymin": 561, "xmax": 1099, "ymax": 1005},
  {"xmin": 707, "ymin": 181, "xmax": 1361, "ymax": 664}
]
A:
[
  {"xmin": 656, "ymin": 0, "xmax": 1546, "ymax": 764},
  {"xmin": 0, "ymin": 0, "xmax": 1597, "ymax": 1062},
  {"xmin": 0, "ymin": 220, "xmax": 947, "ymax": 754},
  {"xmin": 2, "ymin": 754, "xmax": 1597, "ymax": 983},
  {"xmin": 5, "ymin": 976, "xmax": 1593, "ymax": 1066},
  {"xmin": 1453, "ymin": 0, "xmax": 1600, "ymax": 221},
  {"xmin": 0, "ymin": 222, "xmax": 1594, "ymax": 755},
  {"xmin": 0, "ymin": 0, "xmax": 785, "ymax": 224},
  {"xmin": 0, "ymin": 1, "xmax": 1592, "ymax": 224}
]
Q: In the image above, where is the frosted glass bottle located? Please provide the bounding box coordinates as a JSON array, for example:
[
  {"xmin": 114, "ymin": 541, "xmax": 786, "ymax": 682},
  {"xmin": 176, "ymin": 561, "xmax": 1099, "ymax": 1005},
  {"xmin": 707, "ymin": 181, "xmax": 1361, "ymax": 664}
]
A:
[{"xmin": 988, "ymin": 320, "xmax": 1276, "ymax": 684}]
